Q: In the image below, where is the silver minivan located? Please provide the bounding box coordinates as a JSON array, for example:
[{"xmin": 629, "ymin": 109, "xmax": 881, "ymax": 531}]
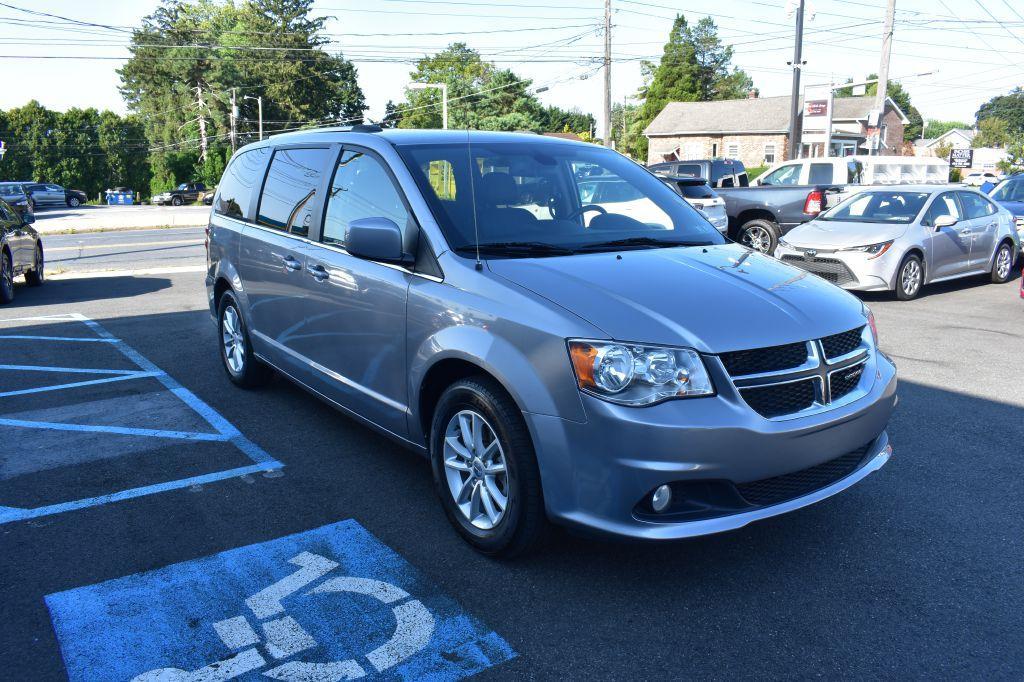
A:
[{"xmin": 206, "ymin": 128, "xmax": 897, "ymax": 556}]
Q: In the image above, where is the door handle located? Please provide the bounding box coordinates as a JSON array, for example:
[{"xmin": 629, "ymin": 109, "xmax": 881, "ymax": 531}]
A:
[
  {"xmin": 959, "ymin": 228, "xmax": 972, "ymax": 236},
  {"xmin": 307, "ymin": 263, "xmax": 329, "ymax": 281},
  {"xmin": 281, "ymin": 255, "xmax": 302, "ymax": 272}
]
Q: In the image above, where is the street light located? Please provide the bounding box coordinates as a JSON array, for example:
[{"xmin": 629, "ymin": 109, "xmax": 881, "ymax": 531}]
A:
[
  {"xmin": 243, "ymin": 95, "xmax": 263, "ymax": 141},
  {"xmin": 408, "ymin": 82, "xmax": 448, "ymax": 130}
]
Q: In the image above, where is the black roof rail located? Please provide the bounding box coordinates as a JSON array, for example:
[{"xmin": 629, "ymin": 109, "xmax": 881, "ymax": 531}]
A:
[{"xmin": 347, "ymin": 124, "xmax": 382, "ymax": 133}]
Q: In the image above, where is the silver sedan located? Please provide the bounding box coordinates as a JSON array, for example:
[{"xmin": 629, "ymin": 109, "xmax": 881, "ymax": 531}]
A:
[{"xmin": 774, "ymin": 185, "xmax": 1020, "ymax": 300}]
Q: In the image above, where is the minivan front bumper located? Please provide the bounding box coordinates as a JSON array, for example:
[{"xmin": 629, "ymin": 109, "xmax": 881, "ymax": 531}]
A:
[{"xmin": 525, "ymin": 351, "xmax": 897, "ymax": 540}]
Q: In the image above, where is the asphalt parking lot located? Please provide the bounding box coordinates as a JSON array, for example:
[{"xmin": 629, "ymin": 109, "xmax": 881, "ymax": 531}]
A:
[{"xmin": 1, "ymin": 258, "xmax": 1022, "ymax": 679}]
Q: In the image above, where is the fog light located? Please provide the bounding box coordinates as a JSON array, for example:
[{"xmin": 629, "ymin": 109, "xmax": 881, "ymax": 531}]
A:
[{"xmin": 651, "ymin": 484, "xmax": 672, "ymax": 513}]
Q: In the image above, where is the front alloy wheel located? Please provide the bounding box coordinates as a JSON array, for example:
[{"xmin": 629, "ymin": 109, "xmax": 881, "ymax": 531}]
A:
[
  {"xmin": 443, "ymin": 410, "xmax": 509, "ymax": 530},
  {"xmin": 25, "ymin": 244, "xmax": 44, "ymax": 286},
  {"xmin": 896, "ymin": 254, "xmax": 923, "ymax": 300}
]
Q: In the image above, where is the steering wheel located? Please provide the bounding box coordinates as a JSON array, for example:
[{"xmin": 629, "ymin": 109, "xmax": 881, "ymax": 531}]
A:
[{"xmin": 563, "ymin": 204, "xmax": 608, "ymax": 223}]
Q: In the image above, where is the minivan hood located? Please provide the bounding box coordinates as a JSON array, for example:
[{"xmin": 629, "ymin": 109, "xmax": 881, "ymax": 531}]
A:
[
  {"xmin": 488, "ymin": 244, "xmax": 865, "ymax": 353},
  {"xmin": 784, "ymin": 219, "xmax": 906, "ymax": 249}
]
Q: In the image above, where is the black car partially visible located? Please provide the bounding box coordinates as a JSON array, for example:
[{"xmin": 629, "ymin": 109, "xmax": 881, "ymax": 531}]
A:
[{"xmin": 0, "ymin": 182, "xmax": 34, "ymax": 216}]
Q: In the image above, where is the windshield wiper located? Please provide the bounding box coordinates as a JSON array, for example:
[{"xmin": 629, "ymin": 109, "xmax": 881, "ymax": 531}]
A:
[
  {"xmin": 454, "ymin": 241, "xmax": 575, "ymax": 257},
  {"xmin": 575, "ymin": 237, "xmax": 714, "ymax": 251}
]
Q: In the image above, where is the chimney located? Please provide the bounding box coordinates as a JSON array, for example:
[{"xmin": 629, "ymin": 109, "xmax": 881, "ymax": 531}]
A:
[{"xmin": 748, "ymin": 88, "xmax": 759, "ymax": 99}]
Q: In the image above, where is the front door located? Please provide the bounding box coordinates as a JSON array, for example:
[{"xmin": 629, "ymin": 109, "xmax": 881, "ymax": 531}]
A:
[
  {"xmin": 0, "ymin": 202, "xmax": 30, "ymax": 268},
  {"xmin": 237, "ymin": 146, "xmax": 333, "ymax": 378},
  {"xmin": 291, "ymin": 148, "xmax": 413, "ymax": 436},
  {"xmin": 957, "ymin": 191, "xmax": 999, "ymax": 269},
  {"xmin": 922, "ymin": 191, "xmax": 972, "ymax": 279}
]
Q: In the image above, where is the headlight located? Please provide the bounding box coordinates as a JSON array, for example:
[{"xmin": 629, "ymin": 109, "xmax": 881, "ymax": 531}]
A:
[
  {"xmin": 568, "ymin": 340, "xmax": 714, "ymax": 406},
  {"xmin": 841, "ymin": 240, "xmax": 893, "ymax": 259}
]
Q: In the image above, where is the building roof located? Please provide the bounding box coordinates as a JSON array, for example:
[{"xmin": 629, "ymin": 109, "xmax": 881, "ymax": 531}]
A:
[
  {"xmin": 919, "ymin": 128, "xmax": 976, "ymax": 148},
  {"xmin": 645, "ymin": 94, "xmax": 909, "ymax": 136}
]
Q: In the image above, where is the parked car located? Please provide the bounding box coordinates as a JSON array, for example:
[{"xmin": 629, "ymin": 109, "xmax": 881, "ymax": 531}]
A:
[
  {"xmin": 715, "ymin": 183, "xmax": 838, "ymax": 253},
  {"xmin": 647, "ymin": 158, "xmax": 749, "ymax": 188},
  {"xmin": 0, "ymin": 198, "xmax": 43, "ymax": 304},
  {"xmin": 206, "ymin": 128, "xmax": 897, "ymax": 556},
  {"xmin": 0, "ymin": 182, "xmax": 34, "ymax": 216},
  {"xmin": 988, "ymin": 173, "xmax": 1024, "ymax": 244},
  {"xmin": 154, "ymin": 182, "xmax": 207, "ymax": 206},
  {"xmin": 774, "ymin": 186, "xmax": 1019, "ymax": 300},
  {"xmin": 22, "ymin": 182, "xmax": 87, "ymax": 209},
  {"xmin": 657, "ymin": 175, "xmax": 728, "ymax": 233},
  {"xmin": 963, "ymin": 171, "xmax": 1001, "ymax": 187}
]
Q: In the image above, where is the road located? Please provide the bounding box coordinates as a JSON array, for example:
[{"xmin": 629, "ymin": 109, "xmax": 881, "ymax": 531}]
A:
[
  {"xmin": 0, "ymin": 243, "xmax": 1021, "ymax": 679},
  {"xmin": 44, "ymin": 227, "xmax": 205, "ymax": 275},
  {"xmin": 31, "ymin": 205, "xmax": 210, "ymax": 235}
]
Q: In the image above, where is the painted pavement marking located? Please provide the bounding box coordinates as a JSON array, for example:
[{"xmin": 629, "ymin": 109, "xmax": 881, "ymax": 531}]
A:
[
  {"xmin": 0, "ymin": 313, "xmax": 282, "ymax": 524},
  {"xmin": 46, "ymin": 519, "xmax": 516, "ymax": 681}
]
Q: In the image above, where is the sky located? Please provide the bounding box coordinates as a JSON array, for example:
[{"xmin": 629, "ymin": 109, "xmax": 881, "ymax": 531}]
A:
[{"xmin": 1, "ymin": 0, "xmax": 1023, "ymax": 133}]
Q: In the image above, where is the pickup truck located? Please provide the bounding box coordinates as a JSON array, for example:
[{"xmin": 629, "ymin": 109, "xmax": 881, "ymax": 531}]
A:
[
  {"xmin": 717, "ymin": 184, "xmax": 842, "ymax": 254},
  {"xmin": 153, "ymin": 182, "xmax": 207, "ymax": 206}
]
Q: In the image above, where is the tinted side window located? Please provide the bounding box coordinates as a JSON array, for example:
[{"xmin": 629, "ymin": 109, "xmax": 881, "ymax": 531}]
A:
[
  {"xmin": 808, "ymin": 163, "xmax": 833, "ymax": 185},
  {"xmin": 215, "ymin": 147, "xmax": 269, "ymax": 220},
  {"xmin": 677, "ymin": 164, "xmax": 702, "ymax": 178},
  {"xmin": 0, "ymin": 202, "xmax": 15, "ymax": 221},
  {"xmin": 923, "ymin": 193, "xmax": 961, "ymax": 226},
  {"xmin": 958, "ymin": 192, "xmax": 996, "ymax": 220},
  {"xmin": 322, "ymin": 150, "xmax": 410, "ymax": 247},
  {"xmin": 256, "ymin": 147, "xmax": 331, "ymax": 236}
]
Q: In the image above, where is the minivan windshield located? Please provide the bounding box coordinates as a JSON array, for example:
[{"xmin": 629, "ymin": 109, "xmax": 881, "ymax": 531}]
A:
[
  {"xmin": 819, "ymin": 190, "xmax": 930, "ymax": 224},
  {"xmin": 397, "ymin": 140, "xmax": 725, "ymax": 256},
  {"xmin": 991, "ymin": 177, "xmax": 1024, "ymax": 202}
]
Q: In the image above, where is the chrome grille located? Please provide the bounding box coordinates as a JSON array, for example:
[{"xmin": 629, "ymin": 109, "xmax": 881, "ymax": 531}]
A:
[
  {"xmin": 781, "ymin": 254, "xmax": 858, "ymax": 286},
  {"xmin": 721, "ymin": 327, "xmax": 870, "ymax": 419}
]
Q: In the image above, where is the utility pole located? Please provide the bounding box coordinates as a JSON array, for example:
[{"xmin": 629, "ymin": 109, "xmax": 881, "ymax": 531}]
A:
[
  {"xmin": 603, "ymin": 0, "xmax": 612, "ymax": 148},
  {"xmin": 787, "ymin": 0, "xmax": 805, "ymax": 161},
  {"xmin": 194, "ymin": 84, "xmax": 208, "ymax": 163},
  {"xmin": 229, "ymin": 88, "xmax": 238, "ymax": 152},
  {"xmin": 873, "ymin": 0, "xmax": 896, "ymax": 156},
  {"xmin": 244, "ymin": 95, "xmax": 263, "ymax": 141}
]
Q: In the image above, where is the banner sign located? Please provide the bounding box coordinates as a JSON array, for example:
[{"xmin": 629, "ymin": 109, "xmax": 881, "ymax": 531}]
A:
[{"xmin": 801, "ymin": 84, "xmax": 834, "ymax": 146}]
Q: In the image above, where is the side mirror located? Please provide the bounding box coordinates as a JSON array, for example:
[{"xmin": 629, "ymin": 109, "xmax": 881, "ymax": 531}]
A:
[
  {"xmin": 21, "ymin": 211, "xmax": 35, "ymax": 225},
  {"xmin": 932, "ymin": 214, "xmax": 957, "ymax": 230},
  {"xmin": 346, "ymin": 217, "xmax": 406, "ymax": 263}
]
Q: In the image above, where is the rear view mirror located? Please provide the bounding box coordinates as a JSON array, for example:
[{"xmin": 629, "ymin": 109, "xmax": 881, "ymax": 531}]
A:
[
  {"xmin": 932, "ymin": 215, "xmax": 957, "ymax": 230},
  {"xmin": 346, "ymin": 217, "xmax": 407, "ymax": 263}
]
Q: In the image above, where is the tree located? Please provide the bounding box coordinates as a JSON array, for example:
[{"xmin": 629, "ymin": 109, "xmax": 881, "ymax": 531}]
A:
[
  {"xmin": 625, "ymin": 15, "xmax": 752, "ymax": 160},
  {"xmin": 380, "ymin": 100, "xmax": 403, "ymax": 128},
  {"xmin": 973, "ymin": 117, "xmax": 1010, "ymax": 148},
  {"xmin": 609, "ymin": 101, "xmax": 639, "ymax": 155},
  {"xmin": 976, "ymin": 87, "xmax": 1024, "ymax": 134},
  {"xmin": 996, "ymin": 134, "xmax": 1024, "ymax": 174},
  {"xmin": 923, "ymin": 119, "xmax": 971, "ymax": 139}
]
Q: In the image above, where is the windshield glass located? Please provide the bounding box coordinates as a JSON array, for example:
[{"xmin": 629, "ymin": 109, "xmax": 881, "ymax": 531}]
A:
[
  {"xmin": 397, "ymin": 140, "xmax": 725, "ymax": 256},
  {"xmin": 0, "ymin": 183, "xmax": 21, "ymax": 195},
  {"xmin": 819, "ymin": 190, "xmax": 930, "ymax": 224},
  {"xmin": 176, "ymin": 183, "xmax": 189, "ymax": 190},
  {"xmin": 991, "ymin": 178, "xmax": 1024, "ymax": 202}
]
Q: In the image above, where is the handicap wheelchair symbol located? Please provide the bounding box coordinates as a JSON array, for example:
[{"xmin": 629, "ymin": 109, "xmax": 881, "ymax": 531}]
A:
[{"xmin": 133, "ymin": 551, "xmax": 435, "ymax": 681}]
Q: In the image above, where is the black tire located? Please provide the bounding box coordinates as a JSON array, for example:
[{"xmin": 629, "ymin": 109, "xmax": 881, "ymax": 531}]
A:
[
  {"xmin": 66, "ymin": 196, "xmax": 81, "ymax": 208},
  {"xmin": 738, "ymin": 218, "xmax": 780, "ymax": 254},
  {"xmin": 894, "ymin": 253, "xmax": 924, "ymax": 300},
  {"xmin": 990, "ymin": 241, "xmax": 1014, "ymax": 284},
  {"xmin": 430, "ymin": 376, "xmax": 548, "ymax": 558},
  {"xmin": 217, "ymin": 291, "xmax": 273, "ymax": 388},
  {"xmin": 171, "ymin": 196, "xmax": 183, "ymax": 207},
  {"xmin": 25, "ymin": 244, "xmax": 44, "ymax": 287},
  {"xmin": 0, "ymin": 248, "xmax": 13, "ymax": 304}
]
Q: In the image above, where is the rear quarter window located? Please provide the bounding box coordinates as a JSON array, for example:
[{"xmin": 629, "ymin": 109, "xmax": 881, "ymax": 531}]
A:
[
  {"xmin": 678, "ymin": 183, "xmax": 715, "ymax": 199},
  {"xmin": 214, "ymin": 147, "xmax": 270, "ymax": 221},
  {"xmin": 808, "ymin": 163, "xmax": 833, "ymax": 185}
]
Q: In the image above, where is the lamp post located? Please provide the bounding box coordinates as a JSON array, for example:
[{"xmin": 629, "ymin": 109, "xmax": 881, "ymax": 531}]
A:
[
  {"xmin": 408, "ymin": 82, "xmax": 448, "ymax": 129},
  {"xmin": 243, "ymin": 95, "xmax": 263, "ymax": 141}
]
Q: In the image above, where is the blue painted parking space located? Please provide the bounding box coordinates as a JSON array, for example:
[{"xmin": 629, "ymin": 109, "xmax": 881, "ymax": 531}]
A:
[
  {"xmin": 46, "ymin": 519, "xmax": 515, "ymax": 681},
  {"xmin": 0, "ymin": 312, "xmax": 282, "ymax": 524}
]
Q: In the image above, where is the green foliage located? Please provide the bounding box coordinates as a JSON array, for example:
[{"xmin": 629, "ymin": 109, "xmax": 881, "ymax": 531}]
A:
[
  {"xmin": 973, "ymin": 117, "xmax": 1010, "ymax": 148},
  {"xmin": 746, "ymin": 165, "xmax": 769, "ymax": 181},
  {"xmin": 626, "ymin": 15, "xmax": 752, "ymax": 160},
  {"xmin": 924, "ymin": 119, "xmax": 971, "ymax": 139},
  {"xmin": 120, "ymin": 0, "xmax": 366, "ymax": 189},
  {"xmin": 976, "ymin": 87, "xmax": 1024, "ymax": 134},
  {"xmin": 609, "ymin": 101, "xmax": 640, "ymax": 155},
  {"xmin": 996, "ymin": 134, "xmax": 1024, "ymax": 174}
]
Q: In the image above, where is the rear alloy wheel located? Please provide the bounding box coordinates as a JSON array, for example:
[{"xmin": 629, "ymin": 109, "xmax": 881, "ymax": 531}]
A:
[
  {"xmin": 430, "ymin": 377, "xmax": 548, "ymax": 557},
  {"xmin": 895, "ymin": 254, "xmax": 923, "ymax": 300},
  {"xmin": 739, "ymin": 219, "xmax": 779, "ymax": 254},
  {"xmin": 991, "ymin": 242, "xmax": 1013, "ymax": 284},
  {"xmin": 0, "ymin": 249, "xmax": 14, "ymax": 304},
  {"xmin": 25, "ymin": 244, "xmax": 44, "ymax": 287},
  {"xmin": 218, "ymin": 291, "xmax": 272, "ymax": 388},
  {"xmin": 67, "ymin": 196, "xmax": 81, "ymax": 208}
]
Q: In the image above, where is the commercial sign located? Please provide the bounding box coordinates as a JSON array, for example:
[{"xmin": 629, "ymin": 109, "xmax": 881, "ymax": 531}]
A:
[
  {"xmin": 949, "ymin": 148, "xmax": 974, "ymax": 169},
  {"xmin": 801, "ymin": 83, "xmax": 834, "ymax": 146}
]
